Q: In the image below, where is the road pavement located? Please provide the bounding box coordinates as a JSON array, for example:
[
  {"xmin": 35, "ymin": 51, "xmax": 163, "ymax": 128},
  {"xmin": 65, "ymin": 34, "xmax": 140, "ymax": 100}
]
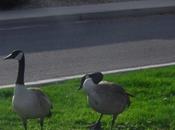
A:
[
  {"xmin": 0, "ymin": 0, "xmax": 175, "ymax": 21},
  {"xmin": 0, "ymin": 14, "xmax": 175, "ymax": 85}
]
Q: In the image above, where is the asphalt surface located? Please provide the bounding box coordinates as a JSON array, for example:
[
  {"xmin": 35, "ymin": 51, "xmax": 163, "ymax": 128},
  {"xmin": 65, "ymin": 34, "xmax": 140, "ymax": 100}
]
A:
[
  {"xmin": 1, "ymin": 0, "xmax": 175, "ymax": 21},
  {"xmin": 0, "ymin": 14, "xmax": 175, "ymax": 85}
]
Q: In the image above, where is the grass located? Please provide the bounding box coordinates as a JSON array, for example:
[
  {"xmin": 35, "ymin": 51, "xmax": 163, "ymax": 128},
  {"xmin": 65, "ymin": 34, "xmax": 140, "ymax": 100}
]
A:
[{"xmin": 0, "ymin": 66, "xmax": 175, "ymax": 130}]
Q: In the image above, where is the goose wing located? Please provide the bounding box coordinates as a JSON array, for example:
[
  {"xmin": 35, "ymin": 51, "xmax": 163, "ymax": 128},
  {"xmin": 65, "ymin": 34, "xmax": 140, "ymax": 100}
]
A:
[
  {"xmin": 96, "ymin": 81, "xmax": 133, "ymax": 107},
  {"xmin": 98, "ymin": 81, "xmax": 133, "ymax": 97},
  {"xmin": 94, "ymin": 81, "xmax": 132, "ymax": 113},
  {"xmin": 28, "ymin": 88, "xmax": 53, "ymax": 109}
]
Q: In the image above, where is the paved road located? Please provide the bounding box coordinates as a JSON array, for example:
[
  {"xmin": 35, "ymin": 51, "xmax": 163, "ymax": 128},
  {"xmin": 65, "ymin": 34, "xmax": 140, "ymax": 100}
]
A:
[{"xmin": 0, "ymin": 14, "xmax": 175, "ymax": 85}]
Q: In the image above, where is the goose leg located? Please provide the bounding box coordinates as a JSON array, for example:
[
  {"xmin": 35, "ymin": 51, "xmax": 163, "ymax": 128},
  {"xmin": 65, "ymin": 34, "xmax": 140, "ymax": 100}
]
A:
[
  {"xmin": 97, "ymin": 114, "xmax": 103, "ymax": 123},
  {"xmin": 40, "ymin": 118, "xmax": 44, "ymax": 130},
  {"xmin": 110, "ymin": 115, "xmax": 117, "ymax": 130},
  {"xmin": 22, "ymin": 119, "xmax": 27, "ymax": 130},
  {"xmin": 89, "ymin": 114, "xmax": 103, "ymax": 130}
]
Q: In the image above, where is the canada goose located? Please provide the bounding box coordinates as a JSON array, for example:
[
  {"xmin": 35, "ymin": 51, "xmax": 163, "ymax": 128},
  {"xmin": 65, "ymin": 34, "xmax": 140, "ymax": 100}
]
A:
[
  {"xmin": 79, "ymin": 72, "xmax": 133, "ymax": 130},
  {"xmin": 4, "ymin": 50, "xmax": 52, "ymax": 130}
]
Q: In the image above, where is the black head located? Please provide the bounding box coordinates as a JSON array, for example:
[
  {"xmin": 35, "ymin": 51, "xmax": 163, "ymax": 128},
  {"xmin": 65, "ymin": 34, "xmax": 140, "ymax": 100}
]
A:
[
  {"xmin": 79, "ymin": 72, "xmax": 103, "ymax": 90},
  {"xmin": 4, "ymin": 50, "xmax": 24, "ymax": 61}
]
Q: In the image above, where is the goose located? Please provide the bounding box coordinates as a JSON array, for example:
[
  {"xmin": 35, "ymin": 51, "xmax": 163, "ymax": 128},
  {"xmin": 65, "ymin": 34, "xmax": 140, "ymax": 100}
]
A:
[
  {"xmin": 4, "ymin": 50, "xmax": 52, "ymax": 130},
  {"xmin": 79, "ymin": 72, "xmax": 133, "ymax": 130}
]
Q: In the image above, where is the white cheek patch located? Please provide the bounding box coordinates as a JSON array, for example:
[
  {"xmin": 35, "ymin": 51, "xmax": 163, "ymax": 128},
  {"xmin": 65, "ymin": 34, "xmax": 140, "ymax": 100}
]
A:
[{"xmin": 15, "ymin": 52, "xmax": 23, "ymax": 60}]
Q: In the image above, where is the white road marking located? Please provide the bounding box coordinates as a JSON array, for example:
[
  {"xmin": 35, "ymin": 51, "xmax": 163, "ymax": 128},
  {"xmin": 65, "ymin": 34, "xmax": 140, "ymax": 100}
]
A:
[{"xmin": 1, "ymin": 61, "xmax": 175, "ymax": 89}]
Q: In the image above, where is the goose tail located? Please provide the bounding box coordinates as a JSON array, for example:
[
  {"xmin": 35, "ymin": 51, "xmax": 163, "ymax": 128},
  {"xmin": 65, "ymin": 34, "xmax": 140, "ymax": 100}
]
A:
[
  {"xmin": 47, "ymin": 110, "xmax": 52, "ymax": 118},
  {"xmin": 126, "ymin": 92, "xmax": 134, "ymax": 97}
]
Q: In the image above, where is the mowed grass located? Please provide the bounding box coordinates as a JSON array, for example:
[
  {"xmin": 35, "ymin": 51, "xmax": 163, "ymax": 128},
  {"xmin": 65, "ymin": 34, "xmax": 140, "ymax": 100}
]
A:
[{"xmin": 0, "ymin": 66, "xmax": 175, "ymax": 130}]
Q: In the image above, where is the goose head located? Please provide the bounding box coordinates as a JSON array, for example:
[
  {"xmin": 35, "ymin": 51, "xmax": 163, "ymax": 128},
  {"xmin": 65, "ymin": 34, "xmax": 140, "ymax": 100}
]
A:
[
  {"xmin": 4, "ymin": 50, "xmax": 24, "ymax": 61},
  {"xmin": 79, "ymin": 72, "xmax": 103, "ymax": 90}
]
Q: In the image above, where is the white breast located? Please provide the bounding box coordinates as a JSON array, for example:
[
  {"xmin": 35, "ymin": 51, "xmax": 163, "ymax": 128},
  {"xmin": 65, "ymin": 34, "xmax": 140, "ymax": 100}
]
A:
[
  {"xmin": 82, "ymin": 78, "xmax": 103, "ymax": 107},
  {"xmin": 82, "ymin": 78, "xmax": 96, "ymax": 93}
]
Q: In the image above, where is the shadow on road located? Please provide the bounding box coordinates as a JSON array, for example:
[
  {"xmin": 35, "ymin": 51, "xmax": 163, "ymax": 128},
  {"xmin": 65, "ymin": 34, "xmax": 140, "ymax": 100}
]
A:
[{"xmin": 0, "ymin": 14, "xmax": 175, "ymax": 56}]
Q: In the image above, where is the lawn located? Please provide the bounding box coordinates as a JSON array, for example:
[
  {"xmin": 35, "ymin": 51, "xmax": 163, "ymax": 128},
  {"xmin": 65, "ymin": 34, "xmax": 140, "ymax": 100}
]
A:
[{"xmin": 0, "ymin": 66, "xmax": 175, "ymax": 130}]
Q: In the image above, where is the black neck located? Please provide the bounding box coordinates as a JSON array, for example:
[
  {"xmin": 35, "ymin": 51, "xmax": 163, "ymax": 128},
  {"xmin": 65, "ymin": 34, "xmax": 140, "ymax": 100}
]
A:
[{"xmin": 16, "ymin": 55, "xmax": 25, "ymax": 85}]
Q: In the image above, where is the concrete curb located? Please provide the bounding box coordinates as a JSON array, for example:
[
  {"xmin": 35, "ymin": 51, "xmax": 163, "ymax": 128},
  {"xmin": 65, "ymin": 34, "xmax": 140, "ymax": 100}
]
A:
[
  {"xmin": 1, "ymin": 62, "xmax": 175, "ymax": 89},
  {"xmin": 0, "ymin": 0, "xmax": 175, "ymax": 22}
]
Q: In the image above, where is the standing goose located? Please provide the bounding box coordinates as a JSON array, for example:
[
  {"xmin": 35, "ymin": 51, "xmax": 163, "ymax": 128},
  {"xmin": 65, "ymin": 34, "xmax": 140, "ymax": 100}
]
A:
[
  {"xmin": 4, "ymin": 50, "xmax": 52, "ymax": 130},
  {"xmin": 79, "ymin": 72, "xmax": 133, "ymax": 130}
]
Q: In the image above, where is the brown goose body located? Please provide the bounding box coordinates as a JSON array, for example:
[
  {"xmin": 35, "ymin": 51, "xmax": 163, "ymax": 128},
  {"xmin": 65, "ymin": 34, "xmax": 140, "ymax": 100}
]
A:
[
  {"xmin": 12, "ymin": 87, "xmax": 52, "ymax": 119},
  {"xmin": 88, "ymin": 81, "xmax": 130, "ymax": 115},
  {"xmin": 5, "ymin": 50, "xmax": 52, "ymax": 130},
  {"xmin": 80, "ymin": 72, "xmax": 133, "ymax": 130}
]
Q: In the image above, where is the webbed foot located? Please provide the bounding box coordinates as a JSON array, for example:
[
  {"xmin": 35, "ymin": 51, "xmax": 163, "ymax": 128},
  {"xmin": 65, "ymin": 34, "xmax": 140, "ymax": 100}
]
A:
[{"xmin": 88, "ymin": 122, "xmax": 103, "ymax": 130}]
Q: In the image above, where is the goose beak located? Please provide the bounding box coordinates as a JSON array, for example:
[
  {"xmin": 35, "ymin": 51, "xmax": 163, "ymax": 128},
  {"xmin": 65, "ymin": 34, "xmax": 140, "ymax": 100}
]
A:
[
  {"xmin": 78, "ymin": 84, "xmax": 83, "ymax": 90},
  {"xmin": 78, "ymin": 80, "xmax": 83, "ymax": 90},
  {"xmin": 78, "ymin": 75, "xmax": 86, "ymax": 90},
  {"xmin": 4, "ymin": 54, "xmax": 13, "ymax": 60}
]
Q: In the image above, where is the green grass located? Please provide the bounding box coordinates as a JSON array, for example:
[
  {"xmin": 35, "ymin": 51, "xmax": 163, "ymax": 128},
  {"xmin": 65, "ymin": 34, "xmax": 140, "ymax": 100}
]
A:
[{"xmin": 0, "ymin": 66, "xmax": 175, "ymax": 130}]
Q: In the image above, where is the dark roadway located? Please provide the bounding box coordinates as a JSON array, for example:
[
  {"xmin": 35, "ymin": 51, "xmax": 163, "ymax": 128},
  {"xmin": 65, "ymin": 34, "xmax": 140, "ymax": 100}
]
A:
[{"xmin": 0, "ymin": 14, "xmax": 175, "ymax": 85}]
